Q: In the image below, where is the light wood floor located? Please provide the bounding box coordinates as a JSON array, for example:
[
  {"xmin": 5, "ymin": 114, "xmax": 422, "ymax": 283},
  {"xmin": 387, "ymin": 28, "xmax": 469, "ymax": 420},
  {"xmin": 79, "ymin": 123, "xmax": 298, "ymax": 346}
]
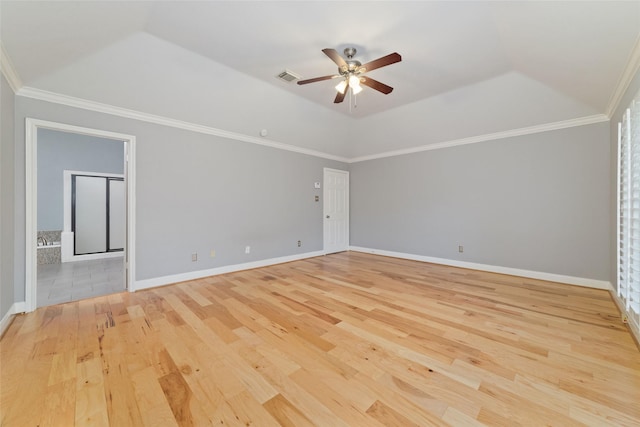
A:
[{"xmin": 1, "ymin": 252, "xmax": 639, "ymax": 426}]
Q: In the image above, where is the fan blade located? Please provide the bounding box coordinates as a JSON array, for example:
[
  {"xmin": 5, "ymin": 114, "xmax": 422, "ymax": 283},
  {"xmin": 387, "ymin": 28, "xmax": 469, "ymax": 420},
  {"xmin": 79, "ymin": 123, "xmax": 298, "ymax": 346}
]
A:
[
  {"xmin": 360, "ymin": 76, "xmax": 394, "ymax": 94},
  {"xmin": 334, "ymin": 82, "xmax": 349, "ymax": 103},
  {"xmin": 360, "ymin": 52, "xmax": 402, "ymax": 73},
  {"xmin": 322, "ymin": 48, "xmax": 348, "ymax": 68},
  {"xmin": 297, "ymin": 75, "xmax": 338, "ymax": 85}
]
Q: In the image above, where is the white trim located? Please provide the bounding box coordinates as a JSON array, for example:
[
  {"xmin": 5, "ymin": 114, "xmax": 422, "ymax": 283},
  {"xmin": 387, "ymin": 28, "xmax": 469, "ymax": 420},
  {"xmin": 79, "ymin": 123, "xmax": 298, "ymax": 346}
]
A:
[
  {"xmin": 0, "ymin": 302, "xmax": 26, "ymax": 337},
  {"xmin": 609, "ymin": 292, "xmax": 640, "ymax": 346},
  {"xmin": 135, "ymin": 250, "xmax": 324, "ymax": 291},
  {"xmin": 606, "ymin": 35, "xmax": 640, "ymax": 118},
  {"xmin": 0, "ymin": 306, "xmax": 16, "ymax": 337},
  {"xmin": 349, "ymin": 246, "xmax": 613, "ymax": 290},
  {"xmin": 16, "ymin": 87, "xmax": 350, "ymax": 163},
  {"xmin": 63, "ymin": 251, "xmax": 124, "ymax": 263},
  {"xmin": 630, "ymin": 315, "xmax": 640, "ymax": 345},
  {"xmin": 127, "ymin": 138, "xmax": 137, "ymax": 292},
  {"xmin": 13, "ymin": 301, "xmax": 26, "ymax": 313},
  {"xmin": 617, "ymin": 121, "xmax": 622, "ymax": 299},
  {"xmin": 0, "ymin": 43, "xmax": 22, "ymax": 93},
  {"xmin": 349, "ymin": 115, "xmax": 610, "ymax": 163},
  {"xmin": 25, "ymin": 118, "xmax": 137, "ymax": 312},
  {"xmin": 25, "ymin": 121, "xmax": 37, "ymax": 312},
  {"xmin": 15, "ymin": 86, "xmax": 613, "ymax": 164}
]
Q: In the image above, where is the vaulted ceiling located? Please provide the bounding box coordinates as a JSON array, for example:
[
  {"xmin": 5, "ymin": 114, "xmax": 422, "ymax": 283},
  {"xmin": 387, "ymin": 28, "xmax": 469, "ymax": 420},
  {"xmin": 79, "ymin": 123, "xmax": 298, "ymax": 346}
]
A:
[{"xmin": 2, "ymin": 1, "xmax": 639, "ymax": 159}]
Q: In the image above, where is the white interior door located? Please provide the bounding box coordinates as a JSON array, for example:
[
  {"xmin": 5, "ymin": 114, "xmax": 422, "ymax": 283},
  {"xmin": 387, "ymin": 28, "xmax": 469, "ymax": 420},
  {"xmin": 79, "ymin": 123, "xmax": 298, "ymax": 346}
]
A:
[{"xmin": 323, "ymin": 168, "xmax": 349, "ymax": 254}]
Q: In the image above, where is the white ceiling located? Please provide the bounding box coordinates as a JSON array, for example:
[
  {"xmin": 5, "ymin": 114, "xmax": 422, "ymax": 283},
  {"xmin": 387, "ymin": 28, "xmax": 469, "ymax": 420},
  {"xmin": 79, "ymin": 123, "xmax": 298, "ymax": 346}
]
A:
[{"xmin": 1, "ymin": 1, "xmax": 639, "ymax": 157}]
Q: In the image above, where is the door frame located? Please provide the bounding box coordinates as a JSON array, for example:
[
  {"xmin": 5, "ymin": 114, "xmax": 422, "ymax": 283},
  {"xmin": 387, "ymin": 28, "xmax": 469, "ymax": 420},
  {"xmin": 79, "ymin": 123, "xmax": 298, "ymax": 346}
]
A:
[
  {"xmin": 25, "ymin": 118, "xmax": 137, "ymax": 312},
  {"xmin": 323, "ymin": 167, "xmax": 350, "ymax": 254}
]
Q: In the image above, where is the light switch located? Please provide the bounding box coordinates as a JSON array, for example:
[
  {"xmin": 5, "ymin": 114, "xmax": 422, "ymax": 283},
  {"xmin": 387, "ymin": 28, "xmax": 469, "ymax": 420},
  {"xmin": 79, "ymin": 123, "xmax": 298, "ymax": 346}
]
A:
[{"xmin": 314, "ymin": 182, "xmax": 321, "ymax": 189}]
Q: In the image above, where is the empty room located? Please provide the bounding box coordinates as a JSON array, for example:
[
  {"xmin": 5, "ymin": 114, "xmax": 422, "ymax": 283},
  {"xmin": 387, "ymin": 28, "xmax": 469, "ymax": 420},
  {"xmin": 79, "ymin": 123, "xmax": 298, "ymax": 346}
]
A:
[{"xmin": 1, "ymin": 1, "xmax": 639, "ymax": 426}]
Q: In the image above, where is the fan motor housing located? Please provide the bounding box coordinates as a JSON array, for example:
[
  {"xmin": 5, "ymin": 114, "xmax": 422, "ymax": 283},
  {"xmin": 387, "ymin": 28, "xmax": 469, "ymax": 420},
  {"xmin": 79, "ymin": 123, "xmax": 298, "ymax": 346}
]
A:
[{"xmin": 340, "ymin": 47, "xmax": 362, "ymax": 76}]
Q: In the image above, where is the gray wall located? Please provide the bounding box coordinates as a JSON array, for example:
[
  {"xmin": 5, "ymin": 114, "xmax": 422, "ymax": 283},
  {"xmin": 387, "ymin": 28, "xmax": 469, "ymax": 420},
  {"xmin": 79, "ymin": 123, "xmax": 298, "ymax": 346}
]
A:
[
  {"xmin": 351, "ymin": 122, "xmax": 611, "ymax": 280},
  {"xmin": 37, "ymin": 129, "xmax": 124, "ymax": 231},
  {"xmin": 1, "ymin": 74, "xmax": 16, "ymax": 319},
  {"xmin": 5, "ymin": 85, "xmax": 623, "ymax": 306},
  {"xmin": 134, "ymin": 128, "xmax": 338, "ymax": 279},
  {"xmin": 14, "ymin": 97, "xmax": 346, "ymax": 300}
]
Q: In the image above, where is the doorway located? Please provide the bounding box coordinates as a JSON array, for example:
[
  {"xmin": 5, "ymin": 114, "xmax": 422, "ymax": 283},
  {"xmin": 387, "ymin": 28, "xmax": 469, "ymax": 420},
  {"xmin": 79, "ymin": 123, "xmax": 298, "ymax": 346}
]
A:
[
  {"xmin": 25, "ymin": 119, "xmax": 136, "ymax": 312},
  {"xmin": 323, "ymin": 168, "xmax": 349, "ymax": 254}
]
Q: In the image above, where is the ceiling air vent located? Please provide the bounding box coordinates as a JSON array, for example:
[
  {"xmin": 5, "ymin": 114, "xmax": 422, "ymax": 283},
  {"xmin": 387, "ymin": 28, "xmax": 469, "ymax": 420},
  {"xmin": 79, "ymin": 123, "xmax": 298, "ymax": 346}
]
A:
[{"xmin": 276, "ymin": 69, "xmax": 301, "ymax": 83}]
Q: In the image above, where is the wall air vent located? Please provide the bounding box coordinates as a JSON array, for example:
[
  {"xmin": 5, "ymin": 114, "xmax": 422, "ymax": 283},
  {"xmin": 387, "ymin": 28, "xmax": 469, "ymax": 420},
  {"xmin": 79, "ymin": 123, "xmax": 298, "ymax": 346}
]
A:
[{"xmin": 276, "ymin": 70, "xmax": 301, "ymax": 83}]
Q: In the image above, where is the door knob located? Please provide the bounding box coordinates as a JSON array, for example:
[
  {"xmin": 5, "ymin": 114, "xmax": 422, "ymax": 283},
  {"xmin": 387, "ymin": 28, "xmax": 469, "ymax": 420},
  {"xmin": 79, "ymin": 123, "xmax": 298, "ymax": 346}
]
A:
[{"xmin": 326, "ymin": 215, "xmax": 330, "ymax": 219}]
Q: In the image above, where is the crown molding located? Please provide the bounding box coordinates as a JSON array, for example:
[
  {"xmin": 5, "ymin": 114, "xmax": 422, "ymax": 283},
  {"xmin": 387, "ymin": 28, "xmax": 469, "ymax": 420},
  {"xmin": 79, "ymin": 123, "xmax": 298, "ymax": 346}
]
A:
[
  {"xmin": 16, "ymin": 86, "xmax": 610, "ymax": 164},
  {"xmin": 16, "ymin": 86, "xmax": 350, "ymax": 163},
  {"xmin": 0, "ymin": 43, "xmax": 22, "ymax": 93},
  {"xmin": 349, "ymin": 114, "xmax": 610, "ymax": 163},
  {"xmin": 606, "ymin": 35, "xmax": 640, "ymax": 118}
]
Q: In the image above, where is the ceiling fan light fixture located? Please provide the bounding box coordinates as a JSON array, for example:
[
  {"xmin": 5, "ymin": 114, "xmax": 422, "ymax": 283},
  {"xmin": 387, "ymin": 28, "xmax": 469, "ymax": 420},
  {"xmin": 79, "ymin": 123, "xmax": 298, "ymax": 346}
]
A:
[
  {"xmin": 349, "ymin": 75, "xmax": 363, "ymax": 94},
  {"xmin": 298, "ymin": 47, "xmax": 401, "ymax": 105}
]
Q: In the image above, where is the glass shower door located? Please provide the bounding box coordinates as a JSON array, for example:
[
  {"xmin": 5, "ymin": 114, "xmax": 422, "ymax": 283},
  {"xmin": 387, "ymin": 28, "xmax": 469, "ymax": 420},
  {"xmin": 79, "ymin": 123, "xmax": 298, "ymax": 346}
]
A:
[{"xmin": 72, "ymin": 175, "xmax": 124, "ymax": 255}]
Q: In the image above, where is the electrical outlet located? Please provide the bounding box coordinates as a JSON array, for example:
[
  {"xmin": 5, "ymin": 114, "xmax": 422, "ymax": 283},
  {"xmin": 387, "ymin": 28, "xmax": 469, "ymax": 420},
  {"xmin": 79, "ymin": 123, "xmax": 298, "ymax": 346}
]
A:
[
  {"xmin": 210, "ymin": 249, "xmax": 216, "ymax": 258},
  {"xmin": 191, "ymin": 252, "xmax": 198, "ymax": 262},
  {"xmin": 298, "ymin": 240, "xmax": 301, "ymax": 247},
  {"xmin": 245, "ymin": 246, "xmax": 251, "ymax": 254},
  {"xmin": 458, "ymin": 245, "xmax": 464, "ymax": 253}
]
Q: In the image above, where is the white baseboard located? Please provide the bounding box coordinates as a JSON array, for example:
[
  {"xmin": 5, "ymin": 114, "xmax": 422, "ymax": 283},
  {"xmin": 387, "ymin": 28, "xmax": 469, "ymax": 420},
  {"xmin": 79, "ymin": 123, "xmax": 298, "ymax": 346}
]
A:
[
  {"xmin": 63, "ymin": 250, "xmax": 124, "ymax": 263},
  {"xmin": 0, "ymin": 302, "xmax": 26, "ymax": 337},
  {"xmin": 133, "ymin": 250, "xmax": 325, "ymax": 291},
  {"xmin": 349, "ymin": 246, "xmax": 613, "ymax": 290},
  {"xmin": 629, "ymin": 316, "xmax": 640, "ymax": 346},
  {"xmin": 13, "ymin": 302, "xmax": 26, "ymax": 313},
  {"xmin": 0, "ymin": 307, "xmax": 14, "ymax": 336},
  {"xmin": 609, "ymin": 292, "xmax": 640, "ymax": 346}
]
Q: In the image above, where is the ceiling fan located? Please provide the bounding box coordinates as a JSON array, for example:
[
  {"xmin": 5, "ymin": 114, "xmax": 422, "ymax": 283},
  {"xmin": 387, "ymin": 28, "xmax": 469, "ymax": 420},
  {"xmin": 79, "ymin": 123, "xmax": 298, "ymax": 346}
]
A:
[{"xmin": 297, "ymin": 47, "xmax": 402, "ymax": 104}]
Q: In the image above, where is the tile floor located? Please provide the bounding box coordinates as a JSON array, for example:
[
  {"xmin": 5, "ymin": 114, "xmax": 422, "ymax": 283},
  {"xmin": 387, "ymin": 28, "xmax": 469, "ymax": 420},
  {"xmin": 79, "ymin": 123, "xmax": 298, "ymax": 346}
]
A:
[{"xmin": 37, "ymin": 257, "xmax": 125, "ymax": 307}]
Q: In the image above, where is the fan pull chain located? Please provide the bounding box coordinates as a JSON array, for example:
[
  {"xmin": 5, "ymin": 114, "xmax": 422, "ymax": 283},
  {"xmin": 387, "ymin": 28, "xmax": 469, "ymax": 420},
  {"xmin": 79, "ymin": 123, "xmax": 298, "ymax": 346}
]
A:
[{"xmin": 348, "ymin": 89, "xmax": 358, "ymax": 113}]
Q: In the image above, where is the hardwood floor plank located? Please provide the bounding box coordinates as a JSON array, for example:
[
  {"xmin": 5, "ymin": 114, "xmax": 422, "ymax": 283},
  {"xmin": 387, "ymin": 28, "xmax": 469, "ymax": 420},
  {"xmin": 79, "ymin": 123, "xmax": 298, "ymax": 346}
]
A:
[
  {"xmin": 442, "ymin": 406, "xmax": 488, "ymax": 427},
  {"xmin": 262, "ymin": 394, "xmax": 316, "ymax": 427},
  {"xmin": 354, "ymin": 372, "xmax": 451, "ymax": 426},
  {"xmin": 289, "ymin": 368, "xmax": 388, "ymax": 427},
  {"xmin": 514, "ymin": 373, "xmax": 639, "ymax": 426},
  {"xmin": 1, "ymin": 252, "xmax": 639, "ymax": 426},
  {"xmin": 477, "ymin": 380, "xmax": 585, "ymax": 426},
  {"xmin": 75, "ymin": 358, "xmax": 110, "ymax": 427},
  {"xmin": 257, "ymin": 362, "xmax": 351, "ymax": 427},
  {"xmin": 130, "ymin": 366, "xmax": 179, "ymax": 427},
  {"xmin": 222, "ymin": 390, "xmax": 281, "ymax": 426},
  {"xmin": 158, "ymin": 370, "xmax": 211, "ymax": 426},
  {"xmin": 41, "ymin": 378, "xmax": 76, "ymax": 427},
  {"xmin": 365, "ymin": 399, "xmax": 422, "ymax": 427},
  {"xmin": 48, "ymin": 349, "xmax": 77, "ymax": 386}
]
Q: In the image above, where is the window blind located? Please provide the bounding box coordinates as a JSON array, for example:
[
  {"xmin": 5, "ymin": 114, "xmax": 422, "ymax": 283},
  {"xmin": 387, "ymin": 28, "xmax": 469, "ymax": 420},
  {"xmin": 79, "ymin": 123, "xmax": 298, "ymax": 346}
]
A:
[{"xmin": 619, "ymin": 89, "xmax": 640, "ymax": 315}]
